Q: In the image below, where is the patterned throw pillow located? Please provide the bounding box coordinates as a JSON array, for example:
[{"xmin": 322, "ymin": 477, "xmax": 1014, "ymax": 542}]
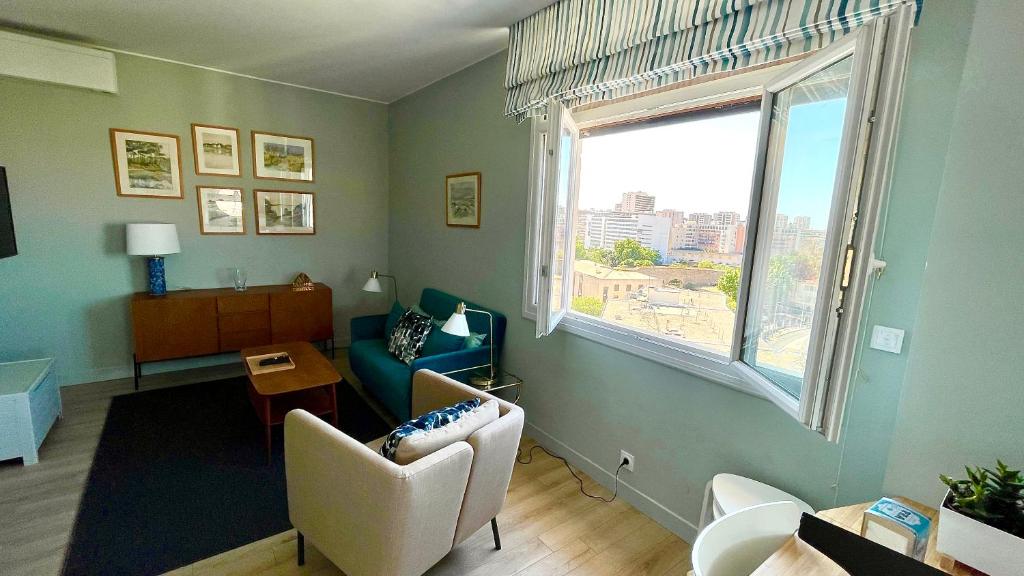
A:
[
  {"xmin": 379, "ymin": 398, "xmax": 481, "ymax": 461},
  {"xmin": 387, "ymin": 308, "xmax": 433, "ymax": 365}
]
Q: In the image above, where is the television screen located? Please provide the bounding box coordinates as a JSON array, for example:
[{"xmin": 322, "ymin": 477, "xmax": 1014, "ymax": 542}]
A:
[{"xmin": 0, "ymin": 166, "xmax": 17, "ymax": 259}]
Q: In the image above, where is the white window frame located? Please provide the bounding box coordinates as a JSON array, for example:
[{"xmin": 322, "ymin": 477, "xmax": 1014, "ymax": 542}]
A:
[{"xmin": 522, "ymin": 5, "xmax": 916, "ymax": 438}]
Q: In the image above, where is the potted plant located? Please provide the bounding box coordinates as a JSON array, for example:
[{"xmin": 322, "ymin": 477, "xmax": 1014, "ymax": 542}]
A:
[{"xmin": 936, "ymin": 460, "xmax": 1024, "ymax": 576}]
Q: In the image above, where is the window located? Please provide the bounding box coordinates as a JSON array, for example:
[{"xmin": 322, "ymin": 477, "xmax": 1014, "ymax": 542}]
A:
[{"xmin": 524, "ymin": 8, "xmax": 914, "ymax": 439}]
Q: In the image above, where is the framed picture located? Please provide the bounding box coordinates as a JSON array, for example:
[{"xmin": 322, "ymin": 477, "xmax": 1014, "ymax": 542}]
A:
[
  {"xmin": 191, "ymin": 124, "xmax": 241, "ymax": 177},
  {"xmin": 251, "ymin": 131, "xmax": 314, "ymax": 182},
  {"xmin": 445, "ymin": 172, "xmax": 481, "ymax": 227},
  {"xmin": 254, "ymin": 189, "xmax": 315, "ymax": 235},
  {"xmin": 110, "ymin": 129, "xmax": 184, "ymax": 199},
  {"xmin": 197, "ymin": 186, "xmax": 245, "ymax": 235}
]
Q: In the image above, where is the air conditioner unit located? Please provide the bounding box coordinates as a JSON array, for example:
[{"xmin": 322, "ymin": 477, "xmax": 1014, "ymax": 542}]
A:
[{"xmin": 0, "ymin": 30, "xmax": 117, "ymax": 93}]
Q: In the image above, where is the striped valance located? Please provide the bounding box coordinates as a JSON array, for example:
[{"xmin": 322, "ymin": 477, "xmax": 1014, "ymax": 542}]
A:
[{"xmin": 505, "ymin": 0, "xmax": 923, "ymax": 120}]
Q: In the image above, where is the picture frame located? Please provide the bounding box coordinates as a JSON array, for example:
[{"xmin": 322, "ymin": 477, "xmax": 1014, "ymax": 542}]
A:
[
  {"xmin": 110, "ymin": 128, "xmax": 184, "ymax": 199},
  {"xmin": 191, "ymin": 124, "xmax": 241, "ymax": 177},
  {"xmin": 197, "ymin": 186, "xmax": 245, "ymax": 235},
  {"xmin": 251, "ymin": 131, "xmax": 314, "ymax": 182},
  {"xmin": 253, "ymin": 189, "xmax": 316, "ymax": 235},
  {"xmin": 445, "ymin": 172, "xmax": 481, "ymax": 227}
]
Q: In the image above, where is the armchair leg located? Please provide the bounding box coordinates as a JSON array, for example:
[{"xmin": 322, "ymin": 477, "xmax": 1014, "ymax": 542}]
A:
[
  {"xmin": 297, "ymin": 531, "xmax": 305, "ymax": 566},
  {"xmin": 491, "ymin": 517, "xmax": 502, "ymax": 550}
]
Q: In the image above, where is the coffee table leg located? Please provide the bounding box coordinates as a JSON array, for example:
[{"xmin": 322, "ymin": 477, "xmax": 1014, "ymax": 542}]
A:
[
  {"xmin": 329, "ymin": 382, "xmax": 338, "ymax": 428},
  {"xmin": 264, "ymin": 395, "xmax": 272, "ymax": 463}
]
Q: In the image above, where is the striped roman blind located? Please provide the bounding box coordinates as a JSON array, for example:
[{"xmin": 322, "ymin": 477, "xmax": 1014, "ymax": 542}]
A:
[{"xmin": 505, "ymin": 0, "xmax": 923, "ymax": 120}]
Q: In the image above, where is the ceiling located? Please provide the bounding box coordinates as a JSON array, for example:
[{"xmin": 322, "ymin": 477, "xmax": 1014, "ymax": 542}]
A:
[{"xmin": 0, "ymin": 0, "xmax": 554, "ymax": 103}]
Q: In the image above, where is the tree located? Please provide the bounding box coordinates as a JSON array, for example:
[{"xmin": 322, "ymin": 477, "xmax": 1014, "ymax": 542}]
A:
[
  {"xmin": 611, "ymin": 238, "xmax": 661, "ymax": 267},
  {"xmin": 571, "ymin": 296, "xmax": 604, "ymax": 317},
  {"xmin": 717, "ymin": 267, "xmax": 740, "ymax": 311},
  {"xmin": 575, "ymin": 238, "xmax": 614, "ymax": 266}
]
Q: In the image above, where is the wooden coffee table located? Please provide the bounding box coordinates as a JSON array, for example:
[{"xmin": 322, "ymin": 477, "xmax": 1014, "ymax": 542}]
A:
[{"xmin": 242, "ymin": 341, "xmax": 340, "ymax": 462}]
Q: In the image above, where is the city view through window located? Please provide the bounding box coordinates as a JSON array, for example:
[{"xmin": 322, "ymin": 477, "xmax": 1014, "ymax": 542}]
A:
[{"xmin": 571, "ymin": 105, "xmax": 831, "ymax": 369}]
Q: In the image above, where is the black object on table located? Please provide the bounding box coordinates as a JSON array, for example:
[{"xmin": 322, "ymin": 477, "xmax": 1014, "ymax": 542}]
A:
[{"xmin": 797, "ymin": 513, "xmax": 947, "ymax": 576}]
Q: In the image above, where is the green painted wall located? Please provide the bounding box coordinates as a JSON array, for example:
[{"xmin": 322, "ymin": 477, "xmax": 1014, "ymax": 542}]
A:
[
  {"xmin": 883, "ymin": 0, "xmax": 1024, "ymax": 504},
  {"xmin": 0, "ymin": 52, "xmax": 389, "ymax": 386},
  {"xmin": 387, "ymin": 0, "xmax": 978, "ymax": 538}
]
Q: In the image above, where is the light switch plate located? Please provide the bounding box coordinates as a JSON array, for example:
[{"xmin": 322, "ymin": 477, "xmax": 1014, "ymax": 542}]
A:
[{"xmin": 870, "ymin": 325, "xmax": 905, "ymax": 354}]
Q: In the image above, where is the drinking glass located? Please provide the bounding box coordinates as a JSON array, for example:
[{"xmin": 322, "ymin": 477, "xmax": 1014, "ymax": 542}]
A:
[{"xmin": 233, "ymin": 268, "xmax": 248, "ymax": 291}]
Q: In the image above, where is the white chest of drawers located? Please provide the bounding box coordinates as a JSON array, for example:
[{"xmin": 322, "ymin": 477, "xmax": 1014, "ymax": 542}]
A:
[{"xmin": 0, "ymin": 358, "xmax": 61, "ymax": 465}]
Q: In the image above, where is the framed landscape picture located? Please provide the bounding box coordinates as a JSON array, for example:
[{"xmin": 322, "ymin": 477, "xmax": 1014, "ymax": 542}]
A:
[
  {"xmin": 445, "ymin": 172, "xmax": 481, "ymax": 227},
  {"xmin": 251, "ymin": 131, "xmax": 314, "ymax": 182},
  {"xmin": 110, "ymin": 129, "xmax": 183, "ymax": 199},
  {"xmin": 192, "ymin": 124, "xmax": 241, "ymax": 177},
  {"xmin": 197, "ymin": 186, "xmax": 245, "ymax": 235},
  {"xmin": 254, "ymin": 190, "xmax": 315, "ymax": 235}
]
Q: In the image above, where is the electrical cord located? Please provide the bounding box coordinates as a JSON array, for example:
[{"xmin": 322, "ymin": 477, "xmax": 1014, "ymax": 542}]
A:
[{"xmin": 516, "ymin": 444, "xmax": 626, "ymax": 503}]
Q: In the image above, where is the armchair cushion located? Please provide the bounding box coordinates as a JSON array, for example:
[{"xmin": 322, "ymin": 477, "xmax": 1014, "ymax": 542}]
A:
[
  {"xmin": 422, "ymin": 328, "xmax": 465, "ymax": 356},
  {"xmin": 395, "ymin": 399, "xmax": 498, "ymax": 465},
  {"xmin": 380, "ymin": 397, "xmax": 480, "ymax": 461}
]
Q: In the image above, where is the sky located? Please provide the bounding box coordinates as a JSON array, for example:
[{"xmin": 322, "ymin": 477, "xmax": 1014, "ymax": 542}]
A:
[{"xmin": 577, "ymin": 97, "xmax": 847, "ymax": 230}]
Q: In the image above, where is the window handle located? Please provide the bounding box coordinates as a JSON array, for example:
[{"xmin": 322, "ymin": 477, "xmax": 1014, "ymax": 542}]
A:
[{"xmin": 840, "ymin": 245, "xmax": 855, "ymax": 290}]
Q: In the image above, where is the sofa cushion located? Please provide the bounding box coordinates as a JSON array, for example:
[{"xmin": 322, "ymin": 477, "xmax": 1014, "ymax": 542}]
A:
[
  {"xmin": 387, "ymin": 308, "xmax": 434, "ymax": 365},
  {"xmin": 422, "ymin": 327, "xmax": 465, "ymax": 357},
  {"xmin": 379, "ymin": 398, "xmax": 481, "ymax": 461},
  {"xmin": 384, "ymin": 301, "xmax": 404, "ymax": 340},
  {"xmin": 395, "ymin": 400, "xmax": 499, "ymax": 465},
  {"xmin": 463, "ymin": 332, "xmax": 488, "ymax": 349}
]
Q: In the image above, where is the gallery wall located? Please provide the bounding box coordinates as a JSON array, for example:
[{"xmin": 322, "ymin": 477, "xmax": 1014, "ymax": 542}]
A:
[
  {"xmin": 0, "ymin": 50, "xmax": 390, "ymax": 386},
  {"xmin": 387, "ymin": 0, "xmax": 978, "ymax": 539}
]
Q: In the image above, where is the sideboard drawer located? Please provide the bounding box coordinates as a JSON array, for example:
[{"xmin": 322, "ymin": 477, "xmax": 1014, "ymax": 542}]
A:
[
  {"xmin": 217, "ymin": 293, "xmax": 269, "ymax": 314},
  {"xmin": 220, "ymin": 329, "xmax": 272, "ymax": 351},
  {"xmin": 218, "ymin": 311, "xmax": 270, "ymax": 334}
]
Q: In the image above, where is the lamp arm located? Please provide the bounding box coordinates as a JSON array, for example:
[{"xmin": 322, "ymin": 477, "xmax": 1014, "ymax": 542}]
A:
[
  {"xmin": 464, "ymin": 307, "xmax": 495, "ymax": 380},
  {"xmin": 380, "ymin": 274, "xmax": 398, "ymax": 301}
]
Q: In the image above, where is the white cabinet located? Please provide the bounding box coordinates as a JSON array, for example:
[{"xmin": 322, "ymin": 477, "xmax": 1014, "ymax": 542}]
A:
[{"xmin": 0, "ymin": 358, "xmax": 61, "ymax": 465}]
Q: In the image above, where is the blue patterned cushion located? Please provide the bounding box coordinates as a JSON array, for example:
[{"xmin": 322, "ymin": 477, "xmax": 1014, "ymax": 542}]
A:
[
  {"xmin": 387, "ymin": 308, "xmax": 433, "ymax": 365},
  {"xmin": 379, "ymin": 398, "xmax": 481, "ymax": 461}
]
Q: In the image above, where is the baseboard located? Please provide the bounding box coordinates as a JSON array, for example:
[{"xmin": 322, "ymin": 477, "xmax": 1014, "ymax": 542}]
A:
[{"xmin": 525, "ymin": 422, "xmax": 699, "ymax": 544}]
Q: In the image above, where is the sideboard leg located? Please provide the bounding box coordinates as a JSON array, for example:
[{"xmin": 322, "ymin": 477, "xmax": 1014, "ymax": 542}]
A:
[{"xmin": 133, "ymin": 355, "xmax": 141, "ymax": 391}]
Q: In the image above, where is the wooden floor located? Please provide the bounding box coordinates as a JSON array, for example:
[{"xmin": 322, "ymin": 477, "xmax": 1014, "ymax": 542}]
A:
[{"xmin": 0, "ymin": 357, "xmax": 691, "ymax": 576}]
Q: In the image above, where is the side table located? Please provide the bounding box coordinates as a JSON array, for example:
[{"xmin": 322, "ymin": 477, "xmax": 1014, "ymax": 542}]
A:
[{"xmin": 0, "ymin": 358, "xmax": 61, "ymax": 465}]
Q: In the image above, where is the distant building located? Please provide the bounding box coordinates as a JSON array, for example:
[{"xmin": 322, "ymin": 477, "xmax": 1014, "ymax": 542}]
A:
[
  {"xmin": 579, "ymin": 210, "xmax": 671, "ymax": 259},
  {"xmin": 614, "ymin": 191, "xmax": 656, "ymax": 213},
  {"xmin": 573, "ymin": 260, "xmax": 656, "ymax": 301},
  {"xmin": 668, "ymin": 211, "xmax": 746, "ymax": 254},
  {"xmin": 772, "ymin": 214, "xmax": 825, "ymax": 253},
  {"xmin": 655, "ymin": 209, "xmax": 686, "ymax": 227}
]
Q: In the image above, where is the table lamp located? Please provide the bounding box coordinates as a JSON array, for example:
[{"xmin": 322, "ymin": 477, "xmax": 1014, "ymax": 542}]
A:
[
  {"xmin": 362, "ymin": 270, "xmax": 398, "ymax": 301},
  {"xmin": 442, "ymin": 301, "xmax": 496, "ymax": 388},
  {"xmin": 127, "ymin": 223, "xmax": 180, "ymax": 296}
]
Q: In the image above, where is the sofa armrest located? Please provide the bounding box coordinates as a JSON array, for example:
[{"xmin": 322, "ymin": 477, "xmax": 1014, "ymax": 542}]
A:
[
  {"xmin": 350, "ymin": 313, "xmax": 387, "ymax": 341},
  {"xmin": 410, "ymin": 346, "xmax": 492, "ymax": 379},
  {"xmin": 285, "ymin": 410, "xmax": 473, "ymax": 576}
]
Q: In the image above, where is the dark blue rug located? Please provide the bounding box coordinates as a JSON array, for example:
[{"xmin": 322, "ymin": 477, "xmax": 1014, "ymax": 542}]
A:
[{"xmin": 62, "ymin": 376, "xmax": 390, "ymax": 576}]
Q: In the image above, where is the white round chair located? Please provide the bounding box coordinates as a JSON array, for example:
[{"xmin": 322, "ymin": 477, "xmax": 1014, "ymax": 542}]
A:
[
  {"xmin": 698, "ymin": 473, "xmax": 814, "ymax": 532},
  {"xmin": 691, "ymin": 501, "xmax": 802, "ymax": 576}
]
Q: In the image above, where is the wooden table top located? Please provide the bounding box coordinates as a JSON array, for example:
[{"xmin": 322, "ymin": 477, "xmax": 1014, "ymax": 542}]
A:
[
  {"xmin": 751, "ymin": 497, "xmax": 983, "ymax": 576},
  {"xmin": 241, "ymin": 341, "xmax": 340, "ymax": 396}
]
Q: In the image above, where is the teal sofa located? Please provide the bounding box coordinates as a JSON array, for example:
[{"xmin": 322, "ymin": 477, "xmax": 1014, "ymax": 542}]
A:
[{"xmin": 348, "ymin": 288, "xmax": 507, "ymax": 421}]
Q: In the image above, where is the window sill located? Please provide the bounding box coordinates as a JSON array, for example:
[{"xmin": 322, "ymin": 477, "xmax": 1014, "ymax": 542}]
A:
[{"xmin": 523, "ymin": 307, "xmax": 766, "ymax": 400}]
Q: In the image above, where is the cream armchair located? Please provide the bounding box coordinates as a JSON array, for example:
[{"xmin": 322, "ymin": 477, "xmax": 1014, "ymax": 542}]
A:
[{"xmin": 284, "ymin": 369, "xmax": 525, "ymax": 576}]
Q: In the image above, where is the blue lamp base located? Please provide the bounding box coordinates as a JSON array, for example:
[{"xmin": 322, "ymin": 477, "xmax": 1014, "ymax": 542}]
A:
[{"xmin": 147, "ymin": 256, "xmax": 167, "ymax": 296}]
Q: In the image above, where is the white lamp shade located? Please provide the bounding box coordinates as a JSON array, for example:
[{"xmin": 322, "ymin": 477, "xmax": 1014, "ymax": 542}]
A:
[
  {"xmin": 442, "ymin": 312, "xmax": 470, "ymax": 337},
  {"xmin": 362, "ymin": 277, "xmax": 383, "ymax": 293},
  {"xmin": 126, "ymin": 223, "xmax": 180, "ymax": 256}
]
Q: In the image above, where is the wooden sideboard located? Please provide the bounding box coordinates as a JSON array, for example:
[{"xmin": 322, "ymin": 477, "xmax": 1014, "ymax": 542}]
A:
[{"xmin": 130, "ymin": 283, "xmax": 333, "ymax": 389}]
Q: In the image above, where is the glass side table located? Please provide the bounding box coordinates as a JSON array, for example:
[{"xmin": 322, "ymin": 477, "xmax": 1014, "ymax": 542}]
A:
[{"xmin": 443, "ymin": 367, "xmax": 522, "ymax": 404}]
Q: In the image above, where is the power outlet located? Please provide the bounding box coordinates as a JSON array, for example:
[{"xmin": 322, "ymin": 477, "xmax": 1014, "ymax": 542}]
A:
[{"xmin": 619, "ymin": 450, "xmax": 634, "ymax": 473}]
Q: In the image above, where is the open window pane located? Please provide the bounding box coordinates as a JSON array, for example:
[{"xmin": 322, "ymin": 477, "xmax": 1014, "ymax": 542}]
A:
[
  {"xmin": 741, "ymin": 57, "xmax": 855, "ymax": 400},
  {"xmin": 536, "ymin": 101, "xmax": 580, "ymax": 337},
  {"xmin": 572, "ymin": 104, "xmax": 761, "ymax": 356}
]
